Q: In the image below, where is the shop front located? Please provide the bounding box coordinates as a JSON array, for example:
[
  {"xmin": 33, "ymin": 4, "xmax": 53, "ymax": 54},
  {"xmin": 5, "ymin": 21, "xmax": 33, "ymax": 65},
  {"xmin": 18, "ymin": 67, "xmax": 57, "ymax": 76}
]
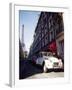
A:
[{"xmin": 56, "ymin": 32, "xmax": 64, "ymax": 60}]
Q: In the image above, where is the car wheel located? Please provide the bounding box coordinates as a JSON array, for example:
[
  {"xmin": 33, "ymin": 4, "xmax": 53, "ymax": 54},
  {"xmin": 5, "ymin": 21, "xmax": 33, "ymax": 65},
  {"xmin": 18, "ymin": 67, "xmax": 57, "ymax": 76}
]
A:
[{"xmin": 43, "ymin": 64, "xmax": 47, "ymax": 73}]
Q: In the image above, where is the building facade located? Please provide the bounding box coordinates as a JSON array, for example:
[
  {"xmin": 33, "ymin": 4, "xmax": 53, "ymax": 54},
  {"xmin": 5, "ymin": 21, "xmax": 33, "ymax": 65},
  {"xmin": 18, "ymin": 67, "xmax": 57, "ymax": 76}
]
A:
[{"xmin": 28, "ymin": 12, "xmax": 64, "ymax": 60}]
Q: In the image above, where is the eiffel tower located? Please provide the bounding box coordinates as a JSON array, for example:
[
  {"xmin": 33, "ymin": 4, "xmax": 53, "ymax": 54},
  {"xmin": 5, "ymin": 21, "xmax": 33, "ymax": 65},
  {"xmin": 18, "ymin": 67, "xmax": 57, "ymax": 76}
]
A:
[{"xmin": 22, "ymin": 24, "xmax": 26, "ymax": 52}]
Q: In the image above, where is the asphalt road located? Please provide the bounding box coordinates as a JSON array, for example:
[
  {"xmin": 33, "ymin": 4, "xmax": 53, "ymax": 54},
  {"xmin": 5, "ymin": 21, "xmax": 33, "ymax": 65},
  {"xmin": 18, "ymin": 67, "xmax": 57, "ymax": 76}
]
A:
[{"xmin": 19, "ymin": 60, "xmax": 64, "ymax": 79}]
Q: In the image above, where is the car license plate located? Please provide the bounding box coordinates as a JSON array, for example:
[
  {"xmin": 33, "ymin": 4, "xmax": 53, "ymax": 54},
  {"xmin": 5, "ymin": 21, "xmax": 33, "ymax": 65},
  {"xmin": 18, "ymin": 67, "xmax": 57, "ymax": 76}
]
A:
[{"xmin": 53, "ymin": 63, "xmax": 58, "ymax": 67}]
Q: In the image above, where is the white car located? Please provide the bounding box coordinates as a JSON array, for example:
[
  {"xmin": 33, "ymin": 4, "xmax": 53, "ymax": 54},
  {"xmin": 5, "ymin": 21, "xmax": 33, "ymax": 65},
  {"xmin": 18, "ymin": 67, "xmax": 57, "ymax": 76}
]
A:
[{"xmin": 36, "ymin": 52, "xmax": 63, "ymax": 72}]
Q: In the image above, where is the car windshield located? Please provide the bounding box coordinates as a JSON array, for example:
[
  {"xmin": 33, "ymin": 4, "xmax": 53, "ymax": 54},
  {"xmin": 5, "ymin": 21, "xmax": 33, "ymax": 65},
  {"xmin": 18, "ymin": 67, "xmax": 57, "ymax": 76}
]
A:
[
  {"xmin": 47, "ymin": 52, "xmax": 53, "ymax": 56},
  {"xmin": 43, "ymin": 57, "xmax": 48, "ymax": 60},
  {"xmin": 39, "ymin": 52, "xmax": 53, "ymax": 57}
]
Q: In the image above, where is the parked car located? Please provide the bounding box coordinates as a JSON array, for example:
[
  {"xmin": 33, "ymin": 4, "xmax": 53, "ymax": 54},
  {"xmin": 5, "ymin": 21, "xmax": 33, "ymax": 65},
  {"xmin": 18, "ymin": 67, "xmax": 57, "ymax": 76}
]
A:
[{"xmin": 36, "ymin": 52, "xmax": 63, "ymax": 73}]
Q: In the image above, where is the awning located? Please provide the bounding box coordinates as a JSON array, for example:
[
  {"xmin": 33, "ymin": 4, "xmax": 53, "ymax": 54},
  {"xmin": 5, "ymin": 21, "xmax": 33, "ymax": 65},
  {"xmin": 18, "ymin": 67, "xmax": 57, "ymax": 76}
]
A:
[{"xmin": 48, "ymin": 41, "xmax": 57, "ymax": 53}]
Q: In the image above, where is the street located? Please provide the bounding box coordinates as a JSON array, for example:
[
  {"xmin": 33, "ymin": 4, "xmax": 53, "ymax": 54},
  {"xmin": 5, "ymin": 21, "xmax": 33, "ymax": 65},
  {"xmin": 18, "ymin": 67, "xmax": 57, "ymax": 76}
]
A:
[
  {"xmin": 27, "ymin": 71, "xmax": 64, "ymax": 79},
  {"xmin": 19, "ymin": 60, "xmax": 64, "ymax": 79},
  {"xmin": 19, "ymin": 12, "xmax": 64, "ymax": 80}
]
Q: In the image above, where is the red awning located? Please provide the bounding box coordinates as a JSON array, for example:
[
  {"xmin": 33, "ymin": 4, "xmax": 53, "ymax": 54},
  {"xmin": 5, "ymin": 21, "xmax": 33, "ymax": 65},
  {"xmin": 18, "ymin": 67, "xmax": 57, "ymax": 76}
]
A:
[{"xmin": 48, "ymin": 41, "xmax": 57, "ymax": 53}]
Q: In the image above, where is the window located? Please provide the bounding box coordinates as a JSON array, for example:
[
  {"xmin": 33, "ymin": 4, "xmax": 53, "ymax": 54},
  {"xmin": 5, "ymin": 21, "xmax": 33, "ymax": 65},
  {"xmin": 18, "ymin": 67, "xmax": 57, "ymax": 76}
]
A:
[
  {"xmin": 42, "ymin": 32, "xmax": 44, "ymax": 38},
  {"xmin": 45, "ymin": 29, "xmax": 47, "ymax": 35},
  {"xmin": 59, "ymin": 40, "xmax": 64, "ymax": 54},
  {"xmin": 42, "ymin": 39, "xmax": 44, "ymax": 47},
  {"xmin": 54, "ymin": 29, "xmax": 56, "ymax": 38},
  {"xmin": 49, "ymin": 31, "xmax": 51, "ymax": 42},
  {"xmin": 59, "ymin": 40, "xmax": 64, "ymax": 59},
  {"xmin": 45, "ymin": 35, "xmax": 48, "ymax": 45},
  {"xmin": 49, "ymin": 22, "xmax": 51, "ymax": 29},
  {"xmin": 39, "ymin": 35, "xmax": 41, "ymax": 41},
  {"xmin": 52, "ymin": 30, "xmax": 54, "ymax": 40},
  {"xmin": 49, "ymin": 30, "xmax": 54, "ymax": 42}
]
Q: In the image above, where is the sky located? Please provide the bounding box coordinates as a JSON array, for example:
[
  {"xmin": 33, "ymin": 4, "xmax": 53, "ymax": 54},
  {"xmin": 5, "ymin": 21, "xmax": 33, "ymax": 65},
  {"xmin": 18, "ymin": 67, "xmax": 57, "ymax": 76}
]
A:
[{"xmin": 19, "ymin": 10, "xmax": 41, "ymax": 53}]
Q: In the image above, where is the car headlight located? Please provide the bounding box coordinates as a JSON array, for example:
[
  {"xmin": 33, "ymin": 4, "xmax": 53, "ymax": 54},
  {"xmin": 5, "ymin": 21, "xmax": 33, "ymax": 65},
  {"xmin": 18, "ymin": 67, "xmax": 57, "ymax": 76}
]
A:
[
  {"xmin": 59, "ymin": 59, "xmax": 62, "ymax": 62},
  {"xmin": 59, "ymin": 59, "xmax": 63, "ymax": 67}
]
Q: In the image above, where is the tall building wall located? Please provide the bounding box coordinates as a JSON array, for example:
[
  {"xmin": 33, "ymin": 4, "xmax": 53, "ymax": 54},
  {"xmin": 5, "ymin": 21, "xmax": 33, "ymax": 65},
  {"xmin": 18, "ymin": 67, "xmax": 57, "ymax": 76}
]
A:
[{"xmin": 29, "ymin": 12, "xmax": 64, "ymax": 59}]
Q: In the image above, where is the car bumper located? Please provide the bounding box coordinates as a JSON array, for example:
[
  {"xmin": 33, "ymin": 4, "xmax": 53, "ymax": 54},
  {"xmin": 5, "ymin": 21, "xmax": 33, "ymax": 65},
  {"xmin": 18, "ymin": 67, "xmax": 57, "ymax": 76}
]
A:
[
  {"xmin": 46, "ymin": 67, "xmax": 64, "ymax": 72},
  {"xmin": 46, "ymin": 65, "xmax": 63, "ymax": 69}
]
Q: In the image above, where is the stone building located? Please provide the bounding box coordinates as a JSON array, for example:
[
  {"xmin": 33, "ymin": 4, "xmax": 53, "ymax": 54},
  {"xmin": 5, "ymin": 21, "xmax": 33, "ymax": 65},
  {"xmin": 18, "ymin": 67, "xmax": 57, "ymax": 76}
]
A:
[{"xmin": 29, "ymin": 12, "xmax": 64, "ymax": 60}]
